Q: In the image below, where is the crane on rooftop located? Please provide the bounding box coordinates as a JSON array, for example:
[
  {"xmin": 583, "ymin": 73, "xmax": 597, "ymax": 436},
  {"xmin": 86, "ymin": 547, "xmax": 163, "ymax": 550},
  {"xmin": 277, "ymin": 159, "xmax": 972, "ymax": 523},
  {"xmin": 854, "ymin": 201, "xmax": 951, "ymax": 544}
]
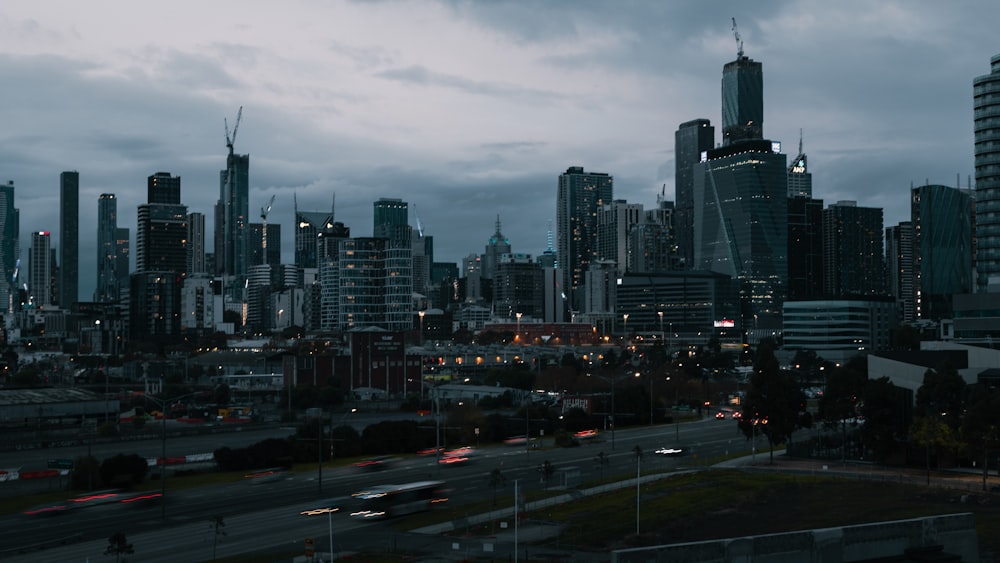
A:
[
  {"xmin": 225, "ymin": 106, "xmax": 243, "ymax": 156},
  {"xmin": 731, "ymin": 17, "xmax": 744, "ymax": 58},
  {"xmin": 260, "ymin": 194, "xmax": 276, "ymax": 261}
]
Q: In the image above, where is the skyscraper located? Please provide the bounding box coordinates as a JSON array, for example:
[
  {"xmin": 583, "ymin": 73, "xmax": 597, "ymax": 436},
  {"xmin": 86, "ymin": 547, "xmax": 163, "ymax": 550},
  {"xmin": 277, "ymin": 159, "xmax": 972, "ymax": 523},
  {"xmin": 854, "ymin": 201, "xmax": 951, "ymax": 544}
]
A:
[
  {"xmin": 0, "ymin": 182, "xmax": 20, "ymax": 312},
  {"xmin": 373, "ymin": 197, "xmax": 410, "ymax": 245},
  {"xmin": 822, "ymin": 201, "xmax": 885, "ymax": 298},
  {"xmin": 294, "ymin": 196, "xmax": 338, "ymax": 270},
  {"xmin": 338, "ymin": 237, "xmax": 412, "ymax": 331},
  {"xmin": 787, "ymin": 134, "xmax": 812, "ymax": 198},
  {"xmin": 596, "ymin": 200, "xmax": 644, "ymax": 272},
  {"xmin": 787, "ymin": 195, "xmax": 824, "ymax": 300},
  {"xmin": 721, "ymin": 53, "xmax": 763, "ymax": 146},
  {"xmin": 188, "ymin": 212, "xmax": 206, "ymax": 274},
  {"xmin": 886, "ymin": 222, "xmax": 915, "ymax": 322},
  {"xmin": 219, "ymin": 141, "xmax": 249, "ymax": 277},
  {"xmin": 910, "ymin": 184, "xmax": 973, "ymax": 319},
  {"xmin": 96, "ymin": 194, "xmax": 119, "ymax": 302},
  {"xmin": 974, "ymin": 53, "xmax": 1000, "ymax": 288},
  {"xmin": 148, "ymin": 172, "xmax": 181, "ymax": 204},
  {"xmin": 482, "ymin": 216, "xmax": 511, "ymax": 281},
  {"xmin": 693, "ymin": 140, "xmax": 787, "ymax": 328},
  {"xmin": 675, "ymin": 119, "xmax": 714, "ymax": 268},
  {"xmin": 29, "ymin": 231, "xmax": 52, "ymax": 307},
  {"xmin": 59, "ymin": 171, "xmax": 79, "ymax": 308},
  {"xmin": 556, "ymin": 166, "xmax": 613, "ymax": 309},
  {"xmin": 136, "ymin": 172, "xmax": 188, "ymax": 275}
]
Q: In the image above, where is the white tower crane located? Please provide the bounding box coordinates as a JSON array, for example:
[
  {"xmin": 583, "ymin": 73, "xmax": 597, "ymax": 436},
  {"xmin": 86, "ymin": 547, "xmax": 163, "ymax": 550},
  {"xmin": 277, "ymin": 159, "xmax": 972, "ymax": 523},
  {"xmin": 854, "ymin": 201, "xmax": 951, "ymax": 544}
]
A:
[{"xmin": 260, "ymin": 194, "xmax": 276, "ymax": 261}]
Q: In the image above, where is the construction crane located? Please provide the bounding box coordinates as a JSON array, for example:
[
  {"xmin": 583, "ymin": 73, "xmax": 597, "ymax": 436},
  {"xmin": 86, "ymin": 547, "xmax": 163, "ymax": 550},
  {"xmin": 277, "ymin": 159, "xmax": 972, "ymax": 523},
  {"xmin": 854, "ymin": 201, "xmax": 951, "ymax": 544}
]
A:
[
  {"xmin": 225, "ymin": 106, "xmax": 243, "ymax": 155},
  {"xmin": 260, "ymin": 194, "xmax": 276, "ymax": 259},
  {"xmin": 731, "ymin": 17, "xmax": 744, "ymax": 58}
]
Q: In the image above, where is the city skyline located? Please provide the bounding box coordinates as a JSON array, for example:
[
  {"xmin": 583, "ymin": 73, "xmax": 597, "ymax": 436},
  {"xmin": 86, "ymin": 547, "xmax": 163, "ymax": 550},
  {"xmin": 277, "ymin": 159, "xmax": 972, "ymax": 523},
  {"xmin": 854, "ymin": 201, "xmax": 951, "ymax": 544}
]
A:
[{"xmin": 0, "ymin": 1, "xmax": 996, "ymax": 301}]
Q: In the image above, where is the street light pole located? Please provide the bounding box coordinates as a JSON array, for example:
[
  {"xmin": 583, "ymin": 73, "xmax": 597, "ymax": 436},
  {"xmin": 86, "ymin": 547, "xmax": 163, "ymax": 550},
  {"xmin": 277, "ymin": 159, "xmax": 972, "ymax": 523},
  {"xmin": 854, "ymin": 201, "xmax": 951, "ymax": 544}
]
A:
[
  {"xmin": 622, "ymin": 313, "xmax": 629, "ymax": 343},
  {"xmin": 418, "ymin": 310, "xmax": 425, "ymax": 346}
]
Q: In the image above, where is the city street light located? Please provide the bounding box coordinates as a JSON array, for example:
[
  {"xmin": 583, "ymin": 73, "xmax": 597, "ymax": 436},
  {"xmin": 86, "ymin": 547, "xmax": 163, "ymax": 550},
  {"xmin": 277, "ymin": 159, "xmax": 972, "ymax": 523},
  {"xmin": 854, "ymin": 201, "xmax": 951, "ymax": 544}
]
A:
[
  {"xmin": 657, "ymin": 312, "xmax": 663, "ymax": 343},
  {"xmin": 622, "ymin": 313, "xmax": 629, "ymax": 342},
  {"xmin": 418, "ymin": 310, "xmax": 425, "ymax": 346},
  {"xmin": 515, "ymin": 312, "xmax": 522, "ymax": 342},
  {"xmin": 144, "ymin": 392, "xmax": 198, "ymax": 520}
]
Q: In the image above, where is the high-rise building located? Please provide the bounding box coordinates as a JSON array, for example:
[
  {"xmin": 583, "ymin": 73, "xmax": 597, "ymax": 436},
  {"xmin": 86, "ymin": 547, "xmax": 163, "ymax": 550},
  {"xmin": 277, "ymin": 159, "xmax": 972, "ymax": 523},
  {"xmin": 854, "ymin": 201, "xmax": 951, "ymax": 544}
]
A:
[
  {"xmin": 136, "ymin": 172, "xmax": 187, "ymax": 275},
  {"xmin": 129, "ymin": 271, "xmax": 182, "ymax": 343},
  {"xmin": 482, "ymin": 216, "xmax": 511, "ymax": 281},
  {"xmin": 597, "ymin": 200, "xmax": 644, "ymax": 272},
  {"xmin": 337, "ymin": 237, "xmax": 412, "ymax": 331},
  {"xmin": 721, "ymin": 53, "xmax": 763, "ymax": 146},
  {"xmin": 96, "ymin": 194, "xmax": 119, "ymax": 302},
  {"xmin": 886, "ymin": 222, "xmax": 915, "ymax": 322},
  {"xmin": 693, "ymin": 140, "xmax": 788, "ymax": 329},
  {"xmin": 493, "ymin": 253, "xmax": 542, "ymax": 320},
  {"xmin": 911, "ymin": 184, "xmax": 973, "ymax": 319},
  {"xmin": 0, "ymin": 181, "xmax": 20, "ymax": 313},
  {"xmin": 29, "ymin": 231, "xmax": 52, "ymax": 307},
  {"xmin": 674, "ymin": 119, "xmax": 714, "ymax": 268},
  {"xmin": 974, "ymin": 53, "xmax": 1000, "ymax": 288},
  {"xmin": 59, "ymin": 171, "xmax": 79, "ymax": 308},
  {"xmin": 294, "ymin": 196, "xmax": 336, "ymax": 270},
  {"xmin": 247, "ymin": 222, "xmax": 281, "ymax": 267},
  {"xmin": 787, "ymin": 196, "xmax": 824, "ymax": 300},
  {"xmin": 822, "ymin": 201, "xmax": 885, "ymax": 298},
  {"xmin": 373, "ymin": 198, "xmax": 410, "ymax": 245},
  {"xmin": 115, "ymin": 228, "xmax": 130, "ymax": 297},
  {"xmin": 787, "ymin": 135, "xmax": 812, "ymax": 198},
  {"xmin": 187, "ymin": 212, "xmax": 206, "ymax": 274},
  {"xmin": 219, "ymin": 145, "xmax": 249, "ymax": 277},
  {"xmin": 148, "ymin": 171, "xmax": 181, "ymax": 204},
  {"xmin": 557, "ymin": 166, "xmax": 613, "ymax": 309}
]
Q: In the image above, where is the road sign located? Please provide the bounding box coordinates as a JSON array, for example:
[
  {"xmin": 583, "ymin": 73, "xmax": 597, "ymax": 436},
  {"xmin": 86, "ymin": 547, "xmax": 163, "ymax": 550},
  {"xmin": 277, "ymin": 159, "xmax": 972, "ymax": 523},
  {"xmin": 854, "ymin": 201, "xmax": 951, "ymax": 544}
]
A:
[{"xmin": 47, "ymin": 459, "xmax": 73, "ymax": 470}]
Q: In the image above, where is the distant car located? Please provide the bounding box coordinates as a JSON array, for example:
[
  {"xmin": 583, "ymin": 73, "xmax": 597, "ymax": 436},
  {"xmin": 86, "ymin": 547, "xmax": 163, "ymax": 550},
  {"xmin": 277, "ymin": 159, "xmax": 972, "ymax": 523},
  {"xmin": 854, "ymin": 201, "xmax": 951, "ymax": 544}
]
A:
[
  {"xmin": 354, "ymin": 456, "xmax": 396, "ymax": 471},
  {"xmin": 654, "ymin": 446, "xmax": 686, "ymax": 457},
  {"xmin": 732, "ymin": 411, "xmax": 742, "ymax": 420},
  {"xmin": 715, "ymin": 411, "xmax": 726, "ymax": 420}
]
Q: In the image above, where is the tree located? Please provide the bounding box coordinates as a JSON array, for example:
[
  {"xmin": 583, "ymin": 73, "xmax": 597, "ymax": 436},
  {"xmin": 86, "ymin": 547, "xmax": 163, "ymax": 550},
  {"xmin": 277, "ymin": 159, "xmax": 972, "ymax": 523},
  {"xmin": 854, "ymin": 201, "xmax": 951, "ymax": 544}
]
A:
[
  {"xmin": 104, "ymin": 531, "xmax": 134, "ymax": 562},
  {"xmin": 859, "ymin": 376, "xmax": 909, "ymax": 463},
  {"xmin": 818, "ymin": 362, "xmax": 867, "ymax": 460},
  {"xmin": 960, "ymin": 384, "xmax": 1000, "ymax": 490},
  {"xmin": 739, "ymin": 341, "xmax": 803, "ymax": 462},
  {"xmin": 911, "ymin": 415, "xmax": 961, "ymax": 485},
  {"xmin": 915, "ymin": 363, "xmax": 967, "ymax": 428}
]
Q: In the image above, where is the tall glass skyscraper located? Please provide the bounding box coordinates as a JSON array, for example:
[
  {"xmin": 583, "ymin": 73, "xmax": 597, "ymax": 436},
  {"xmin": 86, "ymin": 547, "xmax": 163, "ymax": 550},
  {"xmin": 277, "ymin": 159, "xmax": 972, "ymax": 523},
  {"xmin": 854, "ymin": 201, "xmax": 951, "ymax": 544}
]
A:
[
  {"xmin": 693, "ymin": 140, "xmax": 787, "ymax": 329},
  {"xmin": 674, "ymin": 119, "xmax": 714, "ymax": 268},
  {"xmin": 59, "ymin": 171, "xmax": 79, "ymax": 308},
  {"xmin": 721, "ymin": 55, "xmax": 763, "ymax": 146},
  {"xmin": 0, "ymin": 181, "xmax": 19, "ymax": 313},
  {"xmin": 911, "ymin": 184, "xmax": 973, "ymax": 319},
  {"xmin": 556, "ymin": 166, "xmax": 613, "ymax": 310},
  {"xmin": 974, "ymin": 53, "xmax": 1000, "ymax": 288},
  {"xmin": 219, "ymin": 150, "xmax": 249, "ymax": 277},
  {"xmin": 96, "ymin": 193, "xmax": 119, "ymax": 302},
  {"xmin": 373, "ymin": 197, "xmax": 410, "ymax": 245},
  {"xmin": 822, "ymin": 201, "xmax": 885, "ymax": 298}
]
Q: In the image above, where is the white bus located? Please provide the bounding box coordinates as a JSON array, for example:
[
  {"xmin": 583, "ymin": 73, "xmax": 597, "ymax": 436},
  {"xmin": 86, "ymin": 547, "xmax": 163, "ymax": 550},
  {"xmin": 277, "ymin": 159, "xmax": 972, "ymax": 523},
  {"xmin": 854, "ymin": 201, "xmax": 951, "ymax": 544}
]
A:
[{"xmin": 349, "ymin": 480, "xmax": 448, "ymax": 519}]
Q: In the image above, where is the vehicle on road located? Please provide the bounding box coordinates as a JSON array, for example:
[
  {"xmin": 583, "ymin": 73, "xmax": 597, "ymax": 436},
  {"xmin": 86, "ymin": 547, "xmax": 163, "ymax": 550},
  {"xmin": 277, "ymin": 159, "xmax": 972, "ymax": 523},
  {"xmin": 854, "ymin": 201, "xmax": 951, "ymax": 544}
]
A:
[
  {"xmin": 349, "ymin": 480, "xmax": 448, "ymax": 519},
  {"xmin": 654, "ymin": 446, "xmax": 686, "ymax": 457}
]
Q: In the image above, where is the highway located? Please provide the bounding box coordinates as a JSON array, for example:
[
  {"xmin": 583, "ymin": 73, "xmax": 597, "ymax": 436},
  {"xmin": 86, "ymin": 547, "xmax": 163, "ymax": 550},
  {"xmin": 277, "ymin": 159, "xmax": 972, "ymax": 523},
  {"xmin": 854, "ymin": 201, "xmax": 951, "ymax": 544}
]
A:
[{"xmin": 0, "ymin": 414, "xmax": 753, "ymax": 561}]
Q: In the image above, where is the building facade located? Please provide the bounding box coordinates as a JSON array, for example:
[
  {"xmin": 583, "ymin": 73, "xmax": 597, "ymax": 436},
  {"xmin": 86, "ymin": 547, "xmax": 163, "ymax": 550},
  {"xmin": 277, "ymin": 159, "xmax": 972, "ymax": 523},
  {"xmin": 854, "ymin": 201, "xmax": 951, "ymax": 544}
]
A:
[
  {"xmin": 96, "ymin": 194, "xmax": 119, "ymax": 302},
  {"xmin": 29, "ymin": 231, "xmax": 52, "ymax": 308},
  {"xmin": 822, "ymin": 201, "xmax": 885, "ymax": 298},
  {"xmin": 911, "ymin": 184, "xmax": 973, "ymax": 320},
  {"xmin": 557, "ymin": 166, "xmax": 613, "ymax": 310},
  {"xmin": 59, "ymin": 171, "xmax": 79, "ymax": 308},
  {"xmin": 0, "ymin": 182, "xmax": 20, "ymax": 313},
  {"xmin": 597, "ymin": 200, "xmax": 643, "ymax": 272},
  {"xmin": 974, "ymin": 53, "xmax": 1000, "ymax": 288},
  {"xmin": 721, "ymin": 54, "xmax": 763, "ymax": 146},
  {"xmin": 674, "ymin": 119, "xmax": 715, "ymax": 269}
]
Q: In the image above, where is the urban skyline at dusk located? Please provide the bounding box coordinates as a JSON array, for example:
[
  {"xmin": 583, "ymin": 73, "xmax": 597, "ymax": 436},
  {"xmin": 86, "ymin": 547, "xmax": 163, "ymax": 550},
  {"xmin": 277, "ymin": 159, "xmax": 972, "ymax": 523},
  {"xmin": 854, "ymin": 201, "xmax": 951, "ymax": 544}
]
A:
[{"xmin": 1, "ymin": 1, "xmax": 997, "ymax": 300}]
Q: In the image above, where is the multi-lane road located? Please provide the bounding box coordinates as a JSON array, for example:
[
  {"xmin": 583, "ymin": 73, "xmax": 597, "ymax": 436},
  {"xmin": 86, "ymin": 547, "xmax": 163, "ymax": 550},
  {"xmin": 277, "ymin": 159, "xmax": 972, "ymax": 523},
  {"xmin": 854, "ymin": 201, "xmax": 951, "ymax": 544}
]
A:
[{"xmin": 0, "ymin": 414, "xmax": 751, "ymax": 561}]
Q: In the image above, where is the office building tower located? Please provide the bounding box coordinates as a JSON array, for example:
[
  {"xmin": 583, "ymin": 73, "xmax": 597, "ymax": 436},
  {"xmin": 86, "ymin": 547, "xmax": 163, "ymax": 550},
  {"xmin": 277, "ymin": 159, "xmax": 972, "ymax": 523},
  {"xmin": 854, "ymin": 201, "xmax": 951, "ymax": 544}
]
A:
[
  {"xmin": 693, "ymin": 140, "xmax": 788, "ymax": 329},
  {"xmin": 96, "ymin": 194, "xmax": 119, "ymax": 302},
  {"xmin": 493, "ymin": 253, "xmax": 542, "ymax": 320},
  {"xmin": 219, "ymin": 140, "xmax": 249, "ymax": 277},
  {"xmin": 115, "ymin": 228, "xmax": 130, "ymax": 296},
  {"xmin": 721, "ymin": 52, "xmax": 763, "ymax": 146},
  {"xmin": 373, "ymin": 198, "xmax": 410, "ymax": 245},
  {"xmin": 180, "ymin": 274, "xmax": 216, "ymax": 333},
  {"xmin": 412, "ymin": 231, "xmax": 432, "ymax": 298},
  {"xmin": 557, "ymin": 166, "xmax": 613, "ymax": 310},
  {"xmin": 29, "ymin": 231, "xmax": 52, "ymax": 307},
  {"xmin": 482, "ymin": 216, "xmax": 511, "ymax": 281},
  {"xmin": 787, "ymin": 135, "xmax": 812, "ymax": 197},
  {"xmin": 787, "ymin": 196, "xmax": 824, "ymax": 300},
  {"xmin": 974, "ymin": 53, "xmax": 1000, "ymax": 288},
  {"xmin": 148, "ymin": 171, "xmax": 181, "ymax": 204},
  {"xmin": 0, "ymin": 182, "xmax": 20, "ymax": 312},
  {"xmin": 337, "ymin": 237, "xmax": 412, "ymax": 331},
  {"xmin": 462, "ymin": 253, "xmax": 484, "ymax": 304},
  {"xmin": 294, "ymin": 196, "xmax": 337, "ymax": 269},
  {"xmin": 597, "ymin": 200, "xmax": 644, "ymax": 272},
  {"xmin": 59, "ymin": 171, "xmax": 79, "ymax": 308},
  {"xmin": 136, "ymin": 172, "xmax": 187, "ymax": 275},
  {"xmin": 675, "ymin": 119, "xmax": 715, "ymax": 268},
  {"xmin": 130, "ymin": 271, "xmax": 182, "ymax": 343},
  {"xmin": 187, "ymin": 212, "xmax": 206, "ymax": 274},
  {"xmin": 247, "ymin": 222, "xmax": 281, "ymax": 267},
  {"xmin": 822, "ymin": 201, "xmax": 885, "ymax": 298},
  {"xmin": 886, "ymin": 222, "xmax": 915, "ymax": 322},
  {"xmin": 911, "ymin": 184, "xmax": 973, "ymax": 319}
]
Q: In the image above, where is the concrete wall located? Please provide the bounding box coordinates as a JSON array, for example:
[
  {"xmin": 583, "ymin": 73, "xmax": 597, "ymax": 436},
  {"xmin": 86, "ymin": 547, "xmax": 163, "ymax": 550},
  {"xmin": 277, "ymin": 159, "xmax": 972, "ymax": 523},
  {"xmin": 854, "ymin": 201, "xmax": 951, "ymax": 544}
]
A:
[{"xmin": 611, "ymin": 513, "xmax": 979, "ymax": 563}]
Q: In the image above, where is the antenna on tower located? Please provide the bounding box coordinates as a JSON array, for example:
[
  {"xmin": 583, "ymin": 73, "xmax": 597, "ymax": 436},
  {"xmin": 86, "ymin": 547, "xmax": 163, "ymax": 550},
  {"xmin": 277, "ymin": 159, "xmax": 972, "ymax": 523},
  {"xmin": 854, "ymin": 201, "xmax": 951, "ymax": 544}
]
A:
[
  {"xmin": 731, "ymin": 17, "xmax": 744, "ymax": 58},
  {"xmin": 798, "ymin": 129, "xmax": 803, "ymax": 155}
]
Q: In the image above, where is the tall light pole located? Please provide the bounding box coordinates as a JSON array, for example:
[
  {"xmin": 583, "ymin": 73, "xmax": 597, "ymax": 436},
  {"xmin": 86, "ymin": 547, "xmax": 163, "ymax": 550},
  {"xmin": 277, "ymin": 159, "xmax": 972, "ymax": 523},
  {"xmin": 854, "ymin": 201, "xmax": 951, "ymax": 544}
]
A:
[
  {"xmin": 622, "ymin": 313, "xmax": 629, "ymax": 343},
  {"xmin": 657, "ymin": 312, "xmax": 663, "ymax": 344},
  {"xmin": 515, "ymin": 312, "xmax": 522, "ymax": 343},
  {"xmin": 146, "ymin": 392, "xmax": 197, "ymax": 520}
]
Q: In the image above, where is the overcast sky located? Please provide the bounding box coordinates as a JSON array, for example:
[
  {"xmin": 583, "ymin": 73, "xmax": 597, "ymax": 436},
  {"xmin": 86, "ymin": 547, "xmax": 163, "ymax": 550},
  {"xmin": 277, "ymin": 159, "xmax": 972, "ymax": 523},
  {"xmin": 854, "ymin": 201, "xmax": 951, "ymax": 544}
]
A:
[{"xmin": 1, "ymin": 1, "xmax": 997, "ymax": 301}]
